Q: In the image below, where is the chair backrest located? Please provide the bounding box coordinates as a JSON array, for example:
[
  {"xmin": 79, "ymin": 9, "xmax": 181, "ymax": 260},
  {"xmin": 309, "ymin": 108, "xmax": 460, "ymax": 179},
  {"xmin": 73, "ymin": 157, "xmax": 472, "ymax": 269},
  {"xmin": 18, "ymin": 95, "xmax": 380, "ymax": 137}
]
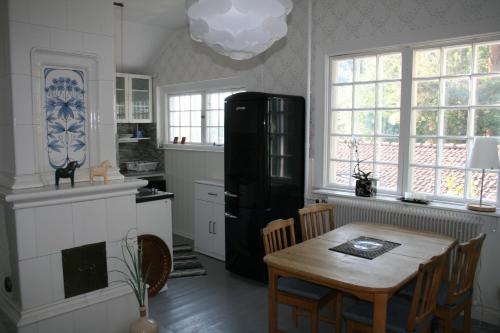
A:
[
  {"xmin": 261, "ymin": 218, "xmax": 296, "ymax": 255},
  {"xmin": 298, "ymin": 203, "xmax": 334, "ymax": 241},
  {"xmin": 407, "ymin": 251, "xmax": 448, "ymax": 331},
  {"xmin": 446, "ymin": 233, "xmax": 486, "ymax": 305}
]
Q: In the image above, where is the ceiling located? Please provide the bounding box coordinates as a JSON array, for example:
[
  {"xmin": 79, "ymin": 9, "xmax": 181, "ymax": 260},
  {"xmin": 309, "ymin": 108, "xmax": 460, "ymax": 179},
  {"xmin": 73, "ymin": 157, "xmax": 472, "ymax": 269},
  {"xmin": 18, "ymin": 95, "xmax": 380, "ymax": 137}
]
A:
[{"xmin": 117, "ymin": 0, "xmax": 188, "ymax": 29}]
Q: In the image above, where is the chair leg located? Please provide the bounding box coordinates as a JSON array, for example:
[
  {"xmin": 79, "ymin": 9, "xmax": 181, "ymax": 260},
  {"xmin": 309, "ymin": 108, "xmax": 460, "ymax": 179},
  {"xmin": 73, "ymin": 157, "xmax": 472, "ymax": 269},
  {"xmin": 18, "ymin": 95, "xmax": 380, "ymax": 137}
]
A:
[
  {"xmin": 464, "ymin": 299, "xmax": 473, "ymax": 333},
  {"xmin": 311, "ymin": 308, "xmax": 319, "ymax": 333},
  {"xmin": 442, "ymin": 317, "xmax": 453, "ymax": 333},
  {"xmin": 291, "ymin": 306, "xmax": 298, "ymax": 328},
  {"xmin": 334, "ymin": 294, "xmax": 342, "ymax": 333},
  {"xmin": 346, "ymin": 320, "xmax": 353, "ymax": 333}
]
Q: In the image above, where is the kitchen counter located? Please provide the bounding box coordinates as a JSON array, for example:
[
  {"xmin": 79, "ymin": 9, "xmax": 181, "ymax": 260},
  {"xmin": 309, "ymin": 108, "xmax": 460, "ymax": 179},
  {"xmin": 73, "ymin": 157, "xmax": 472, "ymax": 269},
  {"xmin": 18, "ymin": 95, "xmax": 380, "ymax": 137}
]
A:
[{"xmin": 122, "ymin": 170, "xmax": 165, "ymax": 179}]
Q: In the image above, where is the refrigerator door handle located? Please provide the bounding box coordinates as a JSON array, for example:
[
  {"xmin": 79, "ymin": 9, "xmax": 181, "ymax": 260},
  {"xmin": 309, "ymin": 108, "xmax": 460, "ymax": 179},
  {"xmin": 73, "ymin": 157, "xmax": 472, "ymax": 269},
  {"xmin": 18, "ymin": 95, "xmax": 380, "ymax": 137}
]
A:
[
  {"xmin": 224, "ymin": 212, "xmax": 239, "ymax": 219},
  {"xmin": 224, "ymin": 191, "xmax": 238, "ymax": 198}
]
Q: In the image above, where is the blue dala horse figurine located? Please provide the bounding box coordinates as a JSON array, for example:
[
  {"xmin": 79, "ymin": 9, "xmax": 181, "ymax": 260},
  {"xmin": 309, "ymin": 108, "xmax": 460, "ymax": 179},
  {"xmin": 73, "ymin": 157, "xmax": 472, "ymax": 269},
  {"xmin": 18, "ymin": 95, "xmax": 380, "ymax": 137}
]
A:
[{"xmin": 55, "ymin": 161, "xmax": 80, "ymax": 188}]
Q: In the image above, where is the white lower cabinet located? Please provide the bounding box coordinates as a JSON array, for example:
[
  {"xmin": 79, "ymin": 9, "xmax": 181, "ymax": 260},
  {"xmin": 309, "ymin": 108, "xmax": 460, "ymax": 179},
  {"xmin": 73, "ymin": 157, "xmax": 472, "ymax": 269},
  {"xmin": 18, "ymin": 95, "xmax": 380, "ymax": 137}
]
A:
[
  {"xmin": 136, "ymin": 199, "xmax": 173, "ymax": 267},
  {"xmin": 194, "ymin": 181, "xmax": 225, "ymax": 261}
]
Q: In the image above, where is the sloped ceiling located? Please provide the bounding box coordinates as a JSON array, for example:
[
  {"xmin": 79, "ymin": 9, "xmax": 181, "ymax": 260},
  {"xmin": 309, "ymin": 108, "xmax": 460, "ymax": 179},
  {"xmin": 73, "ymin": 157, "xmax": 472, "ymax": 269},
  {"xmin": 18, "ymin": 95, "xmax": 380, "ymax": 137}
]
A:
[
  {"xmin": 120, "ymin": 0, "xmax": 188, "ymax": 29},
  {"xmin": 114, "ymin": 0, "xmax": 188, "ymax": 73}
]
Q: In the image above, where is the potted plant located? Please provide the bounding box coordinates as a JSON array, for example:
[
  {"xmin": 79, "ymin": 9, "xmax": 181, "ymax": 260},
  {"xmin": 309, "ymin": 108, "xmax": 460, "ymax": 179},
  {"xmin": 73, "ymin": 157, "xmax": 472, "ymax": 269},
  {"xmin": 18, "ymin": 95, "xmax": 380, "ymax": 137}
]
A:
[
  {"xmin": 349, "ymin": 138, "xmax": 377, "ymax": 197},
  {"xmin": 112, "ymin": 230, "xmax": 158, "ymax": 333}
]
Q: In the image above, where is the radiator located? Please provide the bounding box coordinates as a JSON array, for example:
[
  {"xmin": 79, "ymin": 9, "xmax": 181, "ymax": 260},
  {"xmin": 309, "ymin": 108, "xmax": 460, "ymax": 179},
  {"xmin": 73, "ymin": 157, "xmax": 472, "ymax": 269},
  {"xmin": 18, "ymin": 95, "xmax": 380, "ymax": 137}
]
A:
[{"xmin": 328, "ymin": 196, "xmax": 482, "ymax": 243}]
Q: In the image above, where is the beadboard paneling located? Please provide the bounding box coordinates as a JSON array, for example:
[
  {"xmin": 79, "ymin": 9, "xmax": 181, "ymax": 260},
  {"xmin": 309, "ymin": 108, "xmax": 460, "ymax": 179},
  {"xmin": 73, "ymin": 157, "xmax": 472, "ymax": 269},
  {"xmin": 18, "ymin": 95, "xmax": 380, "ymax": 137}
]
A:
[{"xmin": 164, "ymin": 149, "xmax": 223, "ymax": 239}]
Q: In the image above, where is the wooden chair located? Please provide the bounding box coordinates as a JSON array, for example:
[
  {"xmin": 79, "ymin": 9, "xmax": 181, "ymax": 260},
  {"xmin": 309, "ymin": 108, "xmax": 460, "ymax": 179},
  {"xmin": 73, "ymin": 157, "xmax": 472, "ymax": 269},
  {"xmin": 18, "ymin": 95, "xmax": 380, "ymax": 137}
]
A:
[
  {"xmin": 299, "ymin": 203, "xmax": 335, "ymax": 241},
  {"xmin": 344, "ymin": 251, "xmax": 448, "ymax": 333},
  {"xmin": 435, "ymin": 233, "xmax": 486, "ymax": 333},
  {"xmin": 262, "ymin": 218, "xmax": 341, "ymax": 333}
]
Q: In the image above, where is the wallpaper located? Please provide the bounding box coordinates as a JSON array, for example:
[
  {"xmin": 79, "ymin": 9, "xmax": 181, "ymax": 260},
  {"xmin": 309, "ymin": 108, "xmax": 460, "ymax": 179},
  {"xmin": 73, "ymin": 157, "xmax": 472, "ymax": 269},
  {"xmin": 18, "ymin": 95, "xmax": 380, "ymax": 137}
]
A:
[
  {"xmin": 150, "ymin": 0, "xmax": 308, "ymax": 97},
  {"xmin": 310, "ymin": 0, "xmax": 500, "ymax": 159}
]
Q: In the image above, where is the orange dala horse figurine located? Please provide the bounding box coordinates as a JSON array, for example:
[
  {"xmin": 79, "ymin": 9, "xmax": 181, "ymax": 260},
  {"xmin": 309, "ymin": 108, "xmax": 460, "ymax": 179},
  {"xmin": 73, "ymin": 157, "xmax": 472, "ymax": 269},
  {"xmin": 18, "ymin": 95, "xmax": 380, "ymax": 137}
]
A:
[{"xmin": 89, "ymin": 160, "xmax": 112, "ymax": 184}]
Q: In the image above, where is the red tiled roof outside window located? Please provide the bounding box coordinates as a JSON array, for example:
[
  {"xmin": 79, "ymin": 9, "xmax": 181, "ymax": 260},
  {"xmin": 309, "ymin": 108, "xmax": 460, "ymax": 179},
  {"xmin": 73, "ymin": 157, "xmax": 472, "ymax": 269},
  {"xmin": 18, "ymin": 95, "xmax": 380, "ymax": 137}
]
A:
[{"xmin": 333, "ymin": 142, "xmax": 498, "ymax": 201}]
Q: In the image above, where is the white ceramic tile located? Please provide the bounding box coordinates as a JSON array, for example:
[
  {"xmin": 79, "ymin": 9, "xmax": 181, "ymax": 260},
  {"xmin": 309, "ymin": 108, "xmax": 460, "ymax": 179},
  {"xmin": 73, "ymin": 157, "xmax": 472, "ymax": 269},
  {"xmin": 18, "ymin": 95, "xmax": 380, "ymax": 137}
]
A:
[
  {"xmin": 82, "ymin": 34, "xmax": 115, "ymax": 81},
  {"xmin": 35, "ymin": 204, "xmax": 74, "ymax": 256},
  {"xmin": 29, "ymin": 0, "xmax": 67, "ymax": 29},
  {"xmin": 18, "ymin": 323, "xmax": 37, "ymax": 333},
  {"xmin": 0, "ymin": 77, "xmax": 13, "ymax": 126},
  {"xmin": 98, "ymin": 80, "xmax": 116, "ymax": 126},
  {"xmin": 49, "ymin": 28, "xmax": 84, "ymax": 52},
  {"xmin": 72, "ymin": 199, "xmax": 107, "ymax": 246},
  {"xmin": 106, "ymin": 196, "xmax": 136, "ymax": 242},
  {"xmin": 9, "ymin": 21, "xmax": 50, "ymax": 75},
  {"xmin": 38, "ymin": 310, "xmax": 74, "ymax": 333},
  {"xmin": 8, "ymin": 0, "xmax": 30, "ymax": 23},
  {"xmin": 49, "ymin": 251, "xmax": 64, "ymax": 301},
  {"xmin": 4, "ymin": 206, "xmax": 18, "ymax": 261},
  {"xmin": 0, "ymin": 124, "xmax": 15, "ymax": 173},
  {"xmin": 15, "ymin": 208, "xmax": 37, "ymax": 260},
  {"xmin": 13, "ymin": 124, "xmax": 36, "ymax": 175},
  {"xmin": 11, "ymin": 74, "xmax": 34, "ymax": 125},
  {"xmin": 106, "ymin": 240, "xmax": 124, "ymax": 284},
  {"xmin": 68, "ymin": 0, "xmax": 113, "ymax": 36},
  {"xmin": 98, "ymin": 124, "xmax": 117, "ymax": 164},
  {"xmin": 73, "ymin": 299, "xmax": 107, "ymax": 333},
  {"xmin": 105, "ymin": 292, "xmax": 138, "ymax": 333},
  {"xmin": 18, "ymin": 256, "xmax": 52, "ymax": 308}
]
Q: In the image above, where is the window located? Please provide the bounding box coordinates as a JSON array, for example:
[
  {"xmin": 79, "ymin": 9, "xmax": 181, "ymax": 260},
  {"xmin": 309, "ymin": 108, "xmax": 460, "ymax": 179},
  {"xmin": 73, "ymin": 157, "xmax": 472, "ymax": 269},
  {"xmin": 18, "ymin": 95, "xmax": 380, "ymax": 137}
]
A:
[
  {"xmin": 329, "ymin": 52, "xmax": 402, "ymax": 192},
  {"xmin": 327, "ymin": 37, "xmax": 500, "ymax": 205},
  {"xmin": 166, "ymin": 88, "xmax": 243, "ymax": 145}
]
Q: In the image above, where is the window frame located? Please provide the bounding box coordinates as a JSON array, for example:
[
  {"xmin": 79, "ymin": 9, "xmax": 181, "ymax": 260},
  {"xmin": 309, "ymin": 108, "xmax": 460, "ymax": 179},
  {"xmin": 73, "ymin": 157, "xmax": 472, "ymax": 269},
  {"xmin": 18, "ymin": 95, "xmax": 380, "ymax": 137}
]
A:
[
  {"xmin": 324, "ymin": 34, "xmax": 500, "ymax": 207},
  {"xmin": 156, "ymin": 77, "xmax": 245, "ymax": 151}
]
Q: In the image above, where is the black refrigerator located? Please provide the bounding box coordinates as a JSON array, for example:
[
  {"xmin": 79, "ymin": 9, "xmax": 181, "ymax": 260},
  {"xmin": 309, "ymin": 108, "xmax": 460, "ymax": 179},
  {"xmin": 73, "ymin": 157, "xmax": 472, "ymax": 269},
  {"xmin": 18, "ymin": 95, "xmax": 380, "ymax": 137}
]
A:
[{"xmin": 224, "ymin": 92, "xmax": 305, "ymax": 282}]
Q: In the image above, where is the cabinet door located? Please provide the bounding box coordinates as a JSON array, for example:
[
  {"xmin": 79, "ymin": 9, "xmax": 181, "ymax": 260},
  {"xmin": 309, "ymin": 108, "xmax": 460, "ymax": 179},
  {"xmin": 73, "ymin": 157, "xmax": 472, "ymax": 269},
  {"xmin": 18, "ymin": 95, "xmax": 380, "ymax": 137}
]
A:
[
  {"xmin": 194, "ymin": 199, "xmax": 212, "ymax": 254},
  {"xmin": 211, "ymin": 203, "xmax": 226, "ymax": 260},
  {"xmin": 115, "ymin": 75, "xmax": 128, "ymax": 123},
  {"xmin": 129, "ymin": 76, "xmax": 152, "ymax": 123}
]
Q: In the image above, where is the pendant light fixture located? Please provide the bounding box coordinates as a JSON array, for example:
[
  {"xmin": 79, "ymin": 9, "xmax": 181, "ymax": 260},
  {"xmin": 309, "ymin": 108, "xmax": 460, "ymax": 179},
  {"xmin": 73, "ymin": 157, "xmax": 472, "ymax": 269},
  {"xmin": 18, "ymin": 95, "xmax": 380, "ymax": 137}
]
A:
[{"xmin": 186, "ymin": 0, "xmax": 293, "ymax": 60}]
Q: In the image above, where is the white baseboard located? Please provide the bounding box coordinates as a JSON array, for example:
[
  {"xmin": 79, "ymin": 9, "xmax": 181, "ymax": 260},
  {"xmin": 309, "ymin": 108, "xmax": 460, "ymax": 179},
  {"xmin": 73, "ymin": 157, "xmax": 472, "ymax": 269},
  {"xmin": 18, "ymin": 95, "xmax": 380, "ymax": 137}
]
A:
[
  {"xmin": 473, "ymin": 305, "xmax": 500, "ymax": 326},
  {"xmin": 18, "ymin": 284, "xmax": 131, "ymax": 327}
]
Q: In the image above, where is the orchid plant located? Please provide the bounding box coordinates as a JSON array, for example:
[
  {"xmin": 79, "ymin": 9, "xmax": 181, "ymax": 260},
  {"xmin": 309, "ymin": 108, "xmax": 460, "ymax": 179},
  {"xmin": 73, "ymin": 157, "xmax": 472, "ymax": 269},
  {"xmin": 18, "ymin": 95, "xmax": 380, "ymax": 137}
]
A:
[{"xmin": 347, "ymin": 137, "xmax": 374, "ymax": 181}]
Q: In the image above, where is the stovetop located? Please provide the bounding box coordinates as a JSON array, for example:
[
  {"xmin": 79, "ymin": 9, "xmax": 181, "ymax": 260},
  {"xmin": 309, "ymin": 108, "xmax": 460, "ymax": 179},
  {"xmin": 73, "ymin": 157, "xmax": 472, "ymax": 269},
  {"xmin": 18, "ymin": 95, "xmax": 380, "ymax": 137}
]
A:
[{"xmin": 136, "ymin": 187, "xmax": 174, "ymax": 203}]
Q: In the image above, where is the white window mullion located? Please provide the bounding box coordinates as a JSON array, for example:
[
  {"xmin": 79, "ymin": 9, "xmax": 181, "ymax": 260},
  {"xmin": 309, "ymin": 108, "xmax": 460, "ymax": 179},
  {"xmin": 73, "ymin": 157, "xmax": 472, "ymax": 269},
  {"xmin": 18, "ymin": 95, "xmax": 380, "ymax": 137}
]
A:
[
  {"xmin": 201, "ymin": 90, "xmax": 207, "ymax": 144},
  {"xmin": 399, "ymin": 47, "xmax": 413, "ymax": 196}
]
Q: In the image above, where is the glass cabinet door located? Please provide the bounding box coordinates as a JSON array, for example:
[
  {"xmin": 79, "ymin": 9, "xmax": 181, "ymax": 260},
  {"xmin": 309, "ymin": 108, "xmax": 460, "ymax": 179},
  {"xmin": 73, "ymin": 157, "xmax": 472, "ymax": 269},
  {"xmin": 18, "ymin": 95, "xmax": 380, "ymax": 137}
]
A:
[
  {"xmin": 130, "ymin": 77, "xmax": 152, "ymax": 122},
  {"xmin": 115, "ymin": 75, "xmax": 127, "ymax": 122}
]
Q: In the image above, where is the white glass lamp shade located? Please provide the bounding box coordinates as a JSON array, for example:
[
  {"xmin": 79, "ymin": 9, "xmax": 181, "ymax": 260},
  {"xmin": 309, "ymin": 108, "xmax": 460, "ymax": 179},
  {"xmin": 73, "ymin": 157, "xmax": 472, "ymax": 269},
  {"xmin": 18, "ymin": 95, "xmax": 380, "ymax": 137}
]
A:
[
  {"xmin": 468, "ymin": 137, "xmax": 500, "ymax": 169},
  {"xmin": 186, "ymin": 0, "xmax": 293, "ymax": 60}
]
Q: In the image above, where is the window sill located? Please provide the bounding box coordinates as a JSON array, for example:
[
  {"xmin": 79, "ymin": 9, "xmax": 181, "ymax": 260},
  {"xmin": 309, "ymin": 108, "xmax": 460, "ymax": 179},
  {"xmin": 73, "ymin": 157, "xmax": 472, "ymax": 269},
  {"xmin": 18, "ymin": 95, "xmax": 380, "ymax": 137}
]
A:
[
  {"xmin": 160, "ymin": 143, "xmax": 224, "ymax": 153},
  {"xmin": 311, "ymin": 188, "xmax": 500, "ymax": 218}
]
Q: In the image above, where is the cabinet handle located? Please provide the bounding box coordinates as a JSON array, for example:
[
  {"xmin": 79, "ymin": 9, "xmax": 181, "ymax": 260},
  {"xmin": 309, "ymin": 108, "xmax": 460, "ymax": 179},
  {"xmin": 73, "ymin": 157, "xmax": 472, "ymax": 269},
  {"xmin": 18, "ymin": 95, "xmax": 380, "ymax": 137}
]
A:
[
  {"xmin": 224, "ymin": 191, "xmax": 238, "ymax": 198},
  {"xmin": 209, "ymin": 221, "xmax": 212, "ymax": 234},
  {"xmin": 207, "ymin": 192, "xmax": 218, "ymax": 196},
  {"xmin": 224, "ymin": 212, "xmax": 238, "ymax": 219}
]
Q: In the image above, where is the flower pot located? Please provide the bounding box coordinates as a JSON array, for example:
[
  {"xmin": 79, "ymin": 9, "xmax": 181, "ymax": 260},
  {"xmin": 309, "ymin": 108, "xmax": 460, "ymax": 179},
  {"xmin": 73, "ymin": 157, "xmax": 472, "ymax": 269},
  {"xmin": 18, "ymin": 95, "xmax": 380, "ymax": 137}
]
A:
[
  {"xmin": 355, "ymin": 179, "xmax": 377, "ymax": 197},
  {"xmin": 130, "ymin": 306, "xmax": 159, "ymax": 333}
]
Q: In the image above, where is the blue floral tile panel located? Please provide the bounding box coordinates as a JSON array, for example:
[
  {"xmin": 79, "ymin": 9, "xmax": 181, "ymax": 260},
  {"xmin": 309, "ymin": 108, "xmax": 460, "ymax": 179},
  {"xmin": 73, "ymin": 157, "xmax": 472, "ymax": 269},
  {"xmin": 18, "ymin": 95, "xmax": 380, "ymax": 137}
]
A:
[{"xmin": 44, "ymin": 67, "xmax": 87, "ymax": 169}]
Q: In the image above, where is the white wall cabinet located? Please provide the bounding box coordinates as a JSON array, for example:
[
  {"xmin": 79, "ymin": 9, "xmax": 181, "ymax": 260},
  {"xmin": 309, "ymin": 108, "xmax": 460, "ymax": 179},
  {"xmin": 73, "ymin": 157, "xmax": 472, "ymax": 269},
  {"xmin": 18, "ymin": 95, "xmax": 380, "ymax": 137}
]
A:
[
  {"xmin": 194, "ymin": 180, "xmax": 225, "ymax": 261},
  {"xmin": 136, "ymin": 199, "xmax": 173, "ymax": 267},
  {"xmin": 116, "ymin": 73, "xmax": 153, "ymax": 123}
]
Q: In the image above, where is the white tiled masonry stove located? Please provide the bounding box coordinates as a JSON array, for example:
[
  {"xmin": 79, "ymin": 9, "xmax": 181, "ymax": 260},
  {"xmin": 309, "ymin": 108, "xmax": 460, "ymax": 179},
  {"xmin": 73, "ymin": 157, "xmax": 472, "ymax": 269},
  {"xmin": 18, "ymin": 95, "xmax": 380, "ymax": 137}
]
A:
[{"xmin": 0, "ymin": 1, "xmax": 146, "ymax": 332}]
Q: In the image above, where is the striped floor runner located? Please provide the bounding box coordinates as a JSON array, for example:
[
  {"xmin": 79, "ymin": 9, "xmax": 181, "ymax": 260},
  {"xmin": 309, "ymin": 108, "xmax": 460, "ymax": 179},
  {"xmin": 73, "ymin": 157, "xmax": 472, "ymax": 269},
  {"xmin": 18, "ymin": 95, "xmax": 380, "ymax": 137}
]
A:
[{"xmin": 170, "ymin": 244, "xmax": 207, "ymax": 278}]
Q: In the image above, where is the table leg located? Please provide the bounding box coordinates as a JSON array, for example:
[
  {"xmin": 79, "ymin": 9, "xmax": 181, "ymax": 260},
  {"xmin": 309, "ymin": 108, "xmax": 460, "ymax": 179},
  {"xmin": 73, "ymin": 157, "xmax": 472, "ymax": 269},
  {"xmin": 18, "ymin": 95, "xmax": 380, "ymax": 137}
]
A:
[
  {"xmin": 373, "ymin": 293, "xmax": 389, "ymax": 333},
  {"xmin": 268, "ymin": 267, "xmax": 278, "ymax": 333}
]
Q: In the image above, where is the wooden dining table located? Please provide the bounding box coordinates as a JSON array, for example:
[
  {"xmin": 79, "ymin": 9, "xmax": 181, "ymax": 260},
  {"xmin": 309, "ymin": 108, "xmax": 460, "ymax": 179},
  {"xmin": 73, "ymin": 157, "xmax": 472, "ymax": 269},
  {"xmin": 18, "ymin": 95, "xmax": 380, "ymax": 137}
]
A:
[{"xmin": 263, "ymin": 222, "xmax": 457, "ymax": 333}]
